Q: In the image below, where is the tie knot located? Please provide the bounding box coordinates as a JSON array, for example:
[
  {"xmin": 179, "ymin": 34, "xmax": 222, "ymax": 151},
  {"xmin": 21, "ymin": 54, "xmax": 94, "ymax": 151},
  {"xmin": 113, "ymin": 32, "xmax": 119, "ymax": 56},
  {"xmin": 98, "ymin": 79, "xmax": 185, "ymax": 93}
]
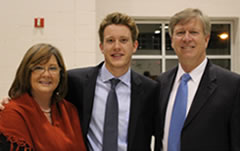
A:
[
  {"xmin": 181, "ymin": 73, "xmax": 191, "ymax": 83},
  {"xmin": 110, "ymin": 78, "xmax": 120, "ymax": 89}
]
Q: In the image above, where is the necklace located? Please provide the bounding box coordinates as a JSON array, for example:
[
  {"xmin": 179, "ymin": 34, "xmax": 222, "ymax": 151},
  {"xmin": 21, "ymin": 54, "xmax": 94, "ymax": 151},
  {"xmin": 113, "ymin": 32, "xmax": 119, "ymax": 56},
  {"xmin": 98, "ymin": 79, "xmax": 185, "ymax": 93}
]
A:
[{"xmin": 41, "ymin": 107, "xmax": 51, "ymax": 113}]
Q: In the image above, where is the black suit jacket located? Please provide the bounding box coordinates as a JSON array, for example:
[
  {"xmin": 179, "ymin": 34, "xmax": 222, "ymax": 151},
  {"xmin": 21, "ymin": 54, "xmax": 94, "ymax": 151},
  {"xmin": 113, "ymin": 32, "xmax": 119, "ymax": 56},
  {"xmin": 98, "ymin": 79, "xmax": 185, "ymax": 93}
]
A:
[
  {"xmin": 66, "ymin": 62, "xmax": 159, "ymax": 151},
  {"xmin": 155, "ymin": 60, "xmax": 240, "ymax": 151}
]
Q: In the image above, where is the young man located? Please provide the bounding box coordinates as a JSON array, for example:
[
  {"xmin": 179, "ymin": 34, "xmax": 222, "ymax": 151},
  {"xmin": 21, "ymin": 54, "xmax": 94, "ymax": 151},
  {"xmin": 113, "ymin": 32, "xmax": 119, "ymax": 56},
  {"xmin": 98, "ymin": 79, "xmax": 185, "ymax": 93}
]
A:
[
  {"xmin": 155, "ymin": 8, "xmax": 240, "ymax": 151},
  {"xmin": 66, "ymin": 12, "xmax": 159, "ymax": 151}
]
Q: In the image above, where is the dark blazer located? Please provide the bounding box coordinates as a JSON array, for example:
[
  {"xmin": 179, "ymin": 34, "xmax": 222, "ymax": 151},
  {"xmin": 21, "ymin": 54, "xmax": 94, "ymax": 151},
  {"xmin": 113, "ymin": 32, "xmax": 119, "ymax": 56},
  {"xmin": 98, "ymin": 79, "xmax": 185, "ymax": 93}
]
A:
[
  {"xmin": 66, "ymin": 62, "xmax": 159, "ymax": 151},
  {"xmin": 155, "ymin": 60, "xmax": 240, "ymax": 151}
]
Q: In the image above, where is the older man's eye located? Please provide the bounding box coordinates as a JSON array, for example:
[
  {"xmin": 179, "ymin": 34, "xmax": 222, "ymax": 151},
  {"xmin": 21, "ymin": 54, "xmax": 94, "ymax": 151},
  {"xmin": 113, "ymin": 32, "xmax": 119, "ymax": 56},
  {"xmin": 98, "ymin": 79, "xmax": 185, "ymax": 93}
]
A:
[
  {"xmin": 176, "ymin": 31, "xmax": 185, "ymax": 35},
  {"xmin": 190, "ymin": 31, "xmax": 199, "ymax": 35}
]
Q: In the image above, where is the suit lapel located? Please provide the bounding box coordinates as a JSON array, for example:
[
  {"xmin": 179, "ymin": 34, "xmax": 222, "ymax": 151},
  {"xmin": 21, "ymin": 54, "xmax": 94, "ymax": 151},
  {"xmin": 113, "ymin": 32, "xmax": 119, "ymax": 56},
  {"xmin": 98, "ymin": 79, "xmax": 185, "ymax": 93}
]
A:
[
  {"xmin": 183, "ymin": 61, "xmax": 217, "ymax": 128},
  {"xmin": 127, "ymin": 70, "xmax": 143, "ymax": 149},
  {"xmin": 160, "ymin": 67, "xmax": 178, "ymax": 124},
  {"xmin": 82, "ymin": 63, "xmax": 103, "ymax": 135}
]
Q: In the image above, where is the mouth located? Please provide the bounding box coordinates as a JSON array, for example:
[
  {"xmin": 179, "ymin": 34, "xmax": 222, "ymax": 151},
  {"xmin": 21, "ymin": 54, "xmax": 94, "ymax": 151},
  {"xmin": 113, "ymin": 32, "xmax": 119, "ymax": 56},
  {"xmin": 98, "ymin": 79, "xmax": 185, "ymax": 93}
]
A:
[
  {"xmin": 39, "ymin": 81, "xmax": 52, "ymax": 86},
  {"xmin": 181, "ymin": 46, "xmax": 195, "ymax": 50},
  {"xmin": 111, "ymin": 53, "xmax": 123, "ymax": 58}
]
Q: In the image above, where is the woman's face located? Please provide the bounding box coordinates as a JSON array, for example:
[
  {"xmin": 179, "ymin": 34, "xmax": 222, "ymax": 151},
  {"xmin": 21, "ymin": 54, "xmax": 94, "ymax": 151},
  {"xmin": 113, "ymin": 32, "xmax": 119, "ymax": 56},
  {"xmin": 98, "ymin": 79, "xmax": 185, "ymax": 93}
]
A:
[{"xmin": 30, "ymin": 55, "xmax": 60, "ymax": 97}]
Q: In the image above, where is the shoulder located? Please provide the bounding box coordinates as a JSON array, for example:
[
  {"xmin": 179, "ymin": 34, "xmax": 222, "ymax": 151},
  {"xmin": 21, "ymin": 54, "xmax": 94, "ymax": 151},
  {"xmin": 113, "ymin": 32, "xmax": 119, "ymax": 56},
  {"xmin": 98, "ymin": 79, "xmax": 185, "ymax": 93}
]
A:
[
  {"xmin": 208, "ymin": 63, "xmax": 240, "ymax": 82},
  {"xmin": 67, "ymin": 62, "xmax": 103, "ymax": 77},
  {"xmin": 131, "ymin": 70, "xmax": 158, "ymax": 88},
  {"xmin": 67, "ymin": 66, "xmax": 95, "ymax": 77},
  {"xmin": 67, "ymin": 67, "xmax": 96, "ymax": 86},
  {"xmin": 213, "ymin": 64, "xmax": 239, "ymax": 76},
  {"xmin": 156, "ymin": 66, "xmax": 177, "ymax": 82},
  {"xmin": 67, "ymin": 67, "xmax": 98, "ymax": 89},
  {"xmin": 1, "ymin": 98, "xmax": 24, "ymax": 116}
]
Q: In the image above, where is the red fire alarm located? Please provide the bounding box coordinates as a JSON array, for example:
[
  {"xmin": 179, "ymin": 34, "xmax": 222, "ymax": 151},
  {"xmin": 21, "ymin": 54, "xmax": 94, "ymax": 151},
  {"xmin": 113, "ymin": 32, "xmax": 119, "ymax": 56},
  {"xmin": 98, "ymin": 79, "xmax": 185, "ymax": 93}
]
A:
[{"xmin": 34, "ymin": 18, "xmax": 44, "ymax": 28}]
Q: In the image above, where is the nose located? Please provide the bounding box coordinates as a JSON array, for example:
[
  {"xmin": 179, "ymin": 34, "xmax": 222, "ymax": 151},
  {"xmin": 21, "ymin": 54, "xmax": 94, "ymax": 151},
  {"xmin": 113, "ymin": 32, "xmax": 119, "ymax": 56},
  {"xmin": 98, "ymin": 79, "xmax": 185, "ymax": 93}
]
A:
[
  {"xmin": 41, "ymin": 68, "xmax": 51, "ymax": 76},
  {"xmin": 182, "ymin": 32, "xmax": 192, "ymax": 42},
  {"xmin": 113, "ymin": 40, "xmax": 121, "ymax": 50}
]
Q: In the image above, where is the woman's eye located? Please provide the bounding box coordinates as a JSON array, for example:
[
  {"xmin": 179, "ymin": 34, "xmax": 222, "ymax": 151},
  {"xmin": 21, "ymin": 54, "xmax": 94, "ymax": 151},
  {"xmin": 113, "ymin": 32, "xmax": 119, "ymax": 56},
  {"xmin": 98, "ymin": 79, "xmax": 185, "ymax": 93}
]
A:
[
  {"xmin": 49, "ymin": 67, "xmax": 58, "ymax": 71},
  {"xmin": 33, "ymin": 66, "xmax": 44, "ymax": 71}
]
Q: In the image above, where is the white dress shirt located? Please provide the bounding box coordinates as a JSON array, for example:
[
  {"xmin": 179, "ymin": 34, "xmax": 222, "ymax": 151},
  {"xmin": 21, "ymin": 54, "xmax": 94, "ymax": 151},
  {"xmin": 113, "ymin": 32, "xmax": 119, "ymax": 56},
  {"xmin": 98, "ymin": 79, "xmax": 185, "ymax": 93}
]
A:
[
  {"xmin": 162, "ymin": 58, "xmax": 207, "ymax": 151},
  {"xmin": 87, "ymin": 63, "xmax": 131, "ymax": 151}
]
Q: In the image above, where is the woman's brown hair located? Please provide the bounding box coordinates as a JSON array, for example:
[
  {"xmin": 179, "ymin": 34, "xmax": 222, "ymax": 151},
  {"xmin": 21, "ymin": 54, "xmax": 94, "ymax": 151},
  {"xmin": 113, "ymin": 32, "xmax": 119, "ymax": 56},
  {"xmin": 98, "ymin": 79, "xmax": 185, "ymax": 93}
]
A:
[{"xmin": 8, "ymin": 43, "xmax": 67, "ymax": 102}]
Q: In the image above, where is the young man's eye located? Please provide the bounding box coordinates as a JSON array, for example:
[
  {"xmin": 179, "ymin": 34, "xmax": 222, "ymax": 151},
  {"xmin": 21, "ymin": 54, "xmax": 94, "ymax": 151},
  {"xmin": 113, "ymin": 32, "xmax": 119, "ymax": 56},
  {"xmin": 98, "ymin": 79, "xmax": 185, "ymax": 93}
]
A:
[
  {"xmin": 120, "ymin": 38, "xmax": 128, "ymax": 43},
  {"xmin": 106, "ymin": 39, "xmax": 114, "ymax": 43}
]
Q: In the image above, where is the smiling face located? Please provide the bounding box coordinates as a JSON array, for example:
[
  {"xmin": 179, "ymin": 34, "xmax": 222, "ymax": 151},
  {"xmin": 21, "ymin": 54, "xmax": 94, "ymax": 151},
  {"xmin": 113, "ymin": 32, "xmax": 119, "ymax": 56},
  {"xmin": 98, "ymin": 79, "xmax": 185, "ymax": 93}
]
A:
[
  {"xmin": 30, "ymin": 55, "xmax": 60, "ymax": 98},
  {"xmin": 100, "ymin": 24, "xmax": 138, "ymax": 76},
  {"xmin": 171, "ymin": 17, "xmax": 210, "ymax": 71}
]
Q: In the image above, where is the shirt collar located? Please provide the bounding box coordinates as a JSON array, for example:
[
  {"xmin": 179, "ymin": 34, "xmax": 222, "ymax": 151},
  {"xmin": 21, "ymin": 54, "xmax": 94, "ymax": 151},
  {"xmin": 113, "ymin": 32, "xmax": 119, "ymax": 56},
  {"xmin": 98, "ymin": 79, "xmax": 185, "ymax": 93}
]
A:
[
  {"xmin": 176, "ymin": 58, "xmax": 208, "ymax": 82},
  {"xmin": 99, "ymin": 63, "xmax": 131, "ymax": 87}
]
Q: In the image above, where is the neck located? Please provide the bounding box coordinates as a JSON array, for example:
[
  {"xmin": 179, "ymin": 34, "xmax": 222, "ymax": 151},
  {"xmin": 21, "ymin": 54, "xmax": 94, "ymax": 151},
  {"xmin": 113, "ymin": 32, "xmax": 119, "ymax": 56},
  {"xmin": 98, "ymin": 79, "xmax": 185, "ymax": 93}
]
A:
[
  {"xmin": 105, "ymin": 64, "xmax": 129, "ymax": 77},
  {"xmin": 32, "ymin": 92, "xmax": 52, "ymax": 110},
  {"xmin": 180, "ymin": 57, "xmax": 205, "ymax": 73}
]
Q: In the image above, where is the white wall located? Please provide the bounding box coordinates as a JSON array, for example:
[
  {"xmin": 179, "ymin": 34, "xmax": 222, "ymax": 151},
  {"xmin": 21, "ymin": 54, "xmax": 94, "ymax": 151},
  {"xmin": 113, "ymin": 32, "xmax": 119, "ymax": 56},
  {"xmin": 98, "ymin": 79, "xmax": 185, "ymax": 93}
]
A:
[
  {"xmin": 1, "ymin": 0, "xmax": 240, "ymax": 98},
  {"xmin": 0, "ymin": 0, "xmax": 96, "ymax": 97}
]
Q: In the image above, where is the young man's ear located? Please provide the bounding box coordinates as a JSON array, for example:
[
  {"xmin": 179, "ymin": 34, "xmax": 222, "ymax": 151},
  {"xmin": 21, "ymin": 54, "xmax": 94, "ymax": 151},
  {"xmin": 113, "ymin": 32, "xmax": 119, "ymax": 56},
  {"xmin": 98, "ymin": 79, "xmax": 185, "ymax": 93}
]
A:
[{"xmin": 99, "ymin": 43, "xmax": 104, "ymax": 54}]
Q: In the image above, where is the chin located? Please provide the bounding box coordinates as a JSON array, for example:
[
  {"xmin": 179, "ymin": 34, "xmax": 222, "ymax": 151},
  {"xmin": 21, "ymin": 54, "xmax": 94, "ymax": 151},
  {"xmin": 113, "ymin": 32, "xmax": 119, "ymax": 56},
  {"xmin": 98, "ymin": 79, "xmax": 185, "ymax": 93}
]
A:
[
  {"xmin": 113, "ymin": 62, "xmax": 127, "ymax": 69},
  {"xmin": 38, "ymin": 89, "xmax": 55, "ymax": 94}
]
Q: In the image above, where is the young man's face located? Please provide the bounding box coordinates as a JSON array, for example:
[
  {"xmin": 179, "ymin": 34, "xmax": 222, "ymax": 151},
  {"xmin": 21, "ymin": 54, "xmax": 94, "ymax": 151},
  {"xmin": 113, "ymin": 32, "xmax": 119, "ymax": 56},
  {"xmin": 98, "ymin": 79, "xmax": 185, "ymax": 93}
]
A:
[{"xmin": 100, "ymin": 24, "xmax": 138, "ymax": 75}]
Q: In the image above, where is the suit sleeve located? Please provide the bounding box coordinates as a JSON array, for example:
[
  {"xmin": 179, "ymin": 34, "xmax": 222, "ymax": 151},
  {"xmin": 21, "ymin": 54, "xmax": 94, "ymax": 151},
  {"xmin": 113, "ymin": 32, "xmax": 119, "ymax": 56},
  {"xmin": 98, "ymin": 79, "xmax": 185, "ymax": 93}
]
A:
[
  {"xmin": 66, "ymin": 70, "xmax": 83, "ymax": 107},
  {"xmin": 231, "ymin": 81, "xmax": 240, "ymax": 150}
]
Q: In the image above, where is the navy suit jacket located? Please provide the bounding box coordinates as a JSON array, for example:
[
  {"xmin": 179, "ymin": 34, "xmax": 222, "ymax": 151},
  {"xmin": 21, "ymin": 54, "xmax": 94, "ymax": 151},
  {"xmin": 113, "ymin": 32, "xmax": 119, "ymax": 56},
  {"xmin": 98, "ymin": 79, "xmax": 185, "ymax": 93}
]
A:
[
  {"xmin": 66, "ymin": 62, "xmax": 159, "ymax": 151},
  {"xmin": 155, "ymin": 60, "xmax": 240, "ymax": 151}
]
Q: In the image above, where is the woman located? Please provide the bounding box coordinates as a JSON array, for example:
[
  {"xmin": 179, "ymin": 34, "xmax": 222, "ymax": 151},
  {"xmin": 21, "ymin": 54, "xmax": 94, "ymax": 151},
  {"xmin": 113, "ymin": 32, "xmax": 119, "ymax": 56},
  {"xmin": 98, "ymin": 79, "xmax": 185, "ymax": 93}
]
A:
[{"xmin": 0, "ymin": 43, "xmax": 86, "ymax": 151}]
